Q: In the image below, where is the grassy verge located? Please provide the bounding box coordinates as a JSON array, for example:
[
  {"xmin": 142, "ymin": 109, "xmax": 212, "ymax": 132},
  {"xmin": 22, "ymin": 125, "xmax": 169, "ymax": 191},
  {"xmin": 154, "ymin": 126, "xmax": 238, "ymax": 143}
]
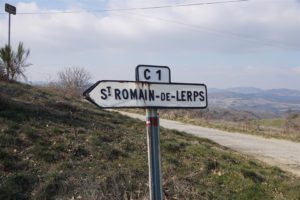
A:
[{"xmin": 1, "ymin": 81, "xmax": 300, "ymax": 199}]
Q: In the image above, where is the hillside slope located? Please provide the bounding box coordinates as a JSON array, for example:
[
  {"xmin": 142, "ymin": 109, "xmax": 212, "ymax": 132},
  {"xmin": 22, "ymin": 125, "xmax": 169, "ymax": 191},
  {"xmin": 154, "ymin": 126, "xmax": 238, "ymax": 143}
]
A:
[{"xmin": 1, "ymin": 81, "xmax": 300, "ymax": 199}]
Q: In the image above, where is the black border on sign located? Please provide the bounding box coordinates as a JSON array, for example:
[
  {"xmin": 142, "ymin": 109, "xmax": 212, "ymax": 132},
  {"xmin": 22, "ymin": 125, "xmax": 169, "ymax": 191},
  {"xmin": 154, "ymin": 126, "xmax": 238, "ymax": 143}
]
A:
[
  {"xmin": 135, "ymin": 65, "xmax": 171, "ymax": 83},
  {"xmin": 83, "ymin": 80, "xmax": 208, "ymax": 109}
]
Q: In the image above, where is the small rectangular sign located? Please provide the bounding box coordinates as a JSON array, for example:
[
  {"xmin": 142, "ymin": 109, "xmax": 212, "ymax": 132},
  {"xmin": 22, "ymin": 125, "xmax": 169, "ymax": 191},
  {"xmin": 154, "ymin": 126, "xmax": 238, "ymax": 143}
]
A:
[
  {"xmin": 136, "ymin": 65, "xmax": 171, "ymax": 83},
  {"xmin": 5, "ymin": 4, "xmax": 16, "ymax": 15},
  {"xmin": 84, "ymin": 80, "xmax": 207, "ymax": 109}
]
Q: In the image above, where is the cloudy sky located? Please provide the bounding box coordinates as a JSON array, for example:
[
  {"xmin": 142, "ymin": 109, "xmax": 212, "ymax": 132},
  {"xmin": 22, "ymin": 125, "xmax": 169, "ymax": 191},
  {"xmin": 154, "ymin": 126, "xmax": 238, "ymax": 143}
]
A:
[{"xmin": 0, "ymin": 0, "xmax": 300, "ymax": 89}]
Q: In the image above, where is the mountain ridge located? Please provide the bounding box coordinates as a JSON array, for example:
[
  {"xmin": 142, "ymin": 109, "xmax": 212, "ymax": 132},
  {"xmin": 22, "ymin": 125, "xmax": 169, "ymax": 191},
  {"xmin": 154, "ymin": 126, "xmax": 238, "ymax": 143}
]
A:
[
  {"xmin": 208, "ymin": 87, "xmax": 300, "ymax": 117},
  {"xmin": 209, "ymin": 87, "xmax": 300, "ymax": 95}
]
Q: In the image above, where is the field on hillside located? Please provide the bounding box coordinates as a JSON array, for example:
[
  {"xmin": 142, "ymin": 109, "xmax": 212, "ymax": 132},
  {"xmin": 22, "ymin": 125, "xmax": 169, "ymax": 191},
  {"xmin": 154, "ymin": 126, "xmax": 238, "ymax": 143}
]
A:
[
  {"xmin": 154, "ymin": 109, "xmax": 300, "ymax": 142},
  {"xmin": 1, "ymin": 81, "xmax": 300, "ymax": 199}
]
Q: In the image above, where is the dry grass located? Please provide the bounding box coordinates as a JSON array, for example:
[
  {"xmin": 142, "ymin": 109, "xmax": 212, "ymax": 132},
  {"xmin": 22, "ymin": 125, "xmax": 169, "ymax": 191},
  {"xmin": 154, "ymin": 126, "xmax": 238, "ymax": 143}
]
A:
[{"xmin": 125, "ymin": 109, "xmax": 300, "ymax": 142}]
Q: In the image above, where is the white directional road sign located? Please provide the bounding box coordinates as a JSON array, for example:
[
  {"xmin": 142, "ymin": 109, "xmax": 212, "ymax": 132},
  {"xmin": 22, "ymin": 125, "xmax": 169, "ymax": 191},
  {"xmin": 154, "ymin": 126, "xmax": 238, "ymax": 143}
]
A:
[{"xmin": 84, "ymin": 80, "xmax": 207, "ymax": 109}]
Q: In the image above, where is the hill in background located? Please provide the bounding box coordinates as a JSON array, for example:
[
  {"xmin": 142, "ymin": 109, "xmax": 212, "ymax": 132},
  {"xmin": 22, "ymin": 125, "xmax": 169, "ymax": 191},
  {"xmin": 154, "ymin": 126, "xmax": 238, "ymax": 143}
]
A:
[
  {"xmin": 209, "ymin": 87, "xmax": 300, "ymax": 117},
  {"xmin": 1, "ymin": 81, "xmax": 300, "ymax": 199}
]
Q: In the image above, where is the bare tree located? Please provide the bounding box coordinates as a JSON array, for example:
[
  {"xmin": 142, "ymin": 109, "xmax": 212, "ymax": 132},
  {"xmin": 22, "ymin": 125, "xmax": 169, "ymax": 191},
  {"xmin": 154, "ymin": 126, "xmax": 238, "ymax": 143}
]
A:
[{"xmin": 58, "ymin": 67, "xmax": 91, "ymax": 97}]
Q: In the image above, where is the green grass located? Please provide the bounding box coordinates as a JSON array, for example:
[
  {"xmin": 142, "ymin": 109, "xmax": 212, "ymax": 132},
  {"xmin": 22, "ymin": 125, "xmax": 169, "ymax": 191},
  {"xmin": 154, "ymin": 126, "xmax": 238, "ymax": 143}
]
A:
[
  {"xmin": 259, "ymin": 118, "xmax": 286, "ymax": 128},
  {"xmin": 1, "ymin": 81, "xmax": 300, "ymax": 199}
]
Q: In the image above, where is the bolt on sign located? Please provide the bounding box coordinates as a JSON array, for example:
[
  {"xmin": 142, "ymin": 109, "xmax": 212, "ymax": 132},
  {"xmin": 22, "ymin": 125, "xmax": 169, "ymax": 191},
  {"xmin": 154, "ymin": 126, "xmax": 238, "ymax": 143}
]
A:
[{"xmin": 84, "ymin": 65, "xmax": 208, "ymax": 200}]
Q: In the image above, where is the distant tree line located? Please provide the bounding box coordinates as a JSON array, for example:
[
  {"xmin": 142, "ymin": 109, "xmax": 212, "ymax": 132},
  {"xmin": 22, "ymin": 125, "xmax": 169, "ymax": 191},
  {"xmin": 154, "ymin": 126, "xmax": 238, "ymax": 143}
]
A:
[{"xmin": 0, "ymin": 42, "xmax": 31, "ymax": 81}]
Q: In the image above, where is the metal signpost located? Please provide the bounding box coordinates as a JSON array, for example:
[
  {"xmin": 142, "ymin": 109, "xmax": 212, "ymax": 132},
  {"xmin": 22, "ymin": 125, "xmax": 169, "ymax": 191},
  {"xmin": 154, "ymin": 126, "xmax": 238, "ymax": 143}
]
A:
[
  {"xmin": 5, "ymin": 3, "xmax": 16, "ymax": 47},
  {"xmin": 84, "ymin": 65, "xmax": 207, "ymax": 200},
  {"xmin": 146, "ymin": 108, "xmax": 162, "ymax": 200}
]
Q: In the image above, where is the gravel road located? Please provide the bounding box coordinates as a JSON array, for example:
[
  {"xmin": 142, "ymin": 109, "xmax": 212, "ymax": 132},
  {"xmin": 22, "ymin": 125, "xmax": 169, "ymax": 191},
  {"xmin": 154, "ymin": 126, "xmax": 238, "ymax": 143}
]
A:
[{"xmin": 118, "ymin": 111, "xmax": 300, "ymax": 177}]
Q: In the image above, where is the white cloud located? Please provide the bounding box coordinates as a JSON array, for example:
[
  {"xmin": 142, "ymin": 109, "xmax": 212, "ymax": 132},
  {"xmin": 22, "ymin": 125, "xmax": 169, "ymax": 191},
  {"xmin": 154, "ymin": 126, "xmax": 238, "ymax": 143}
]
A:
[
  {"xmin": 0, "ymin": 0, "xmax": 299, "ymax": 89},
  {"xmin": 1, "ymin": 0, "xmax": 299, "ymax": 52},
  {"xmin": 293, "ymin": 66, "xmax": 300, "ymax": 74}
]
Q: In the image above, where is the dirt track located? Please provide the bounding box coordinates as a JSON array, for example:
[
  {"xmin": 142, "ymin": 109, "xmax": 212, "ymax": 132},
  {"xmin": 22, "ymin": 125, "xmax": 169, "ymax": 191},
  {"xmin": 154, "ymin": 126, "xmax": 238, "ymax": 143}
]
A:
[{"xmin": 118, "ymin": 111, "xmax": 300, "ymax": 177}]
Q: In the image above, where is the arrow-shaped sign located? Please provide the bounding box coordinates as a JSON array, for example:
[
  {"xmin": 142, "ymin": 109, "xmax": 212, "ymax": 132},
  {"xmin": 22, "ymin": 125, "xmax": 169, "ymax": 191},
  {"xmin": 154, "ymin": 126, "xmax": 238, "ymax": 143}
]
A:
[{"xmin": 84, "ymin": 80, "xmax": 207, "ymax": 109}]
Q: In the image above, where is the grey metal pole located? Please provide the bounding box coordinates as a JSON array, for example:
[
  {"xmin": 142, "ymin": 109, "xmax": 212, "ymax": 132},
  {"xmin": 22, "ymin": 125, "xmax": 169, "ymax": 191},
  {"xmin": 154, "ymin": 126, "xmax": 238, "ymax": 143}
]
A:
[
  {"xmin": 146, "ymin": 108, "xmax": 163, "ymax": 200},
  {"xmin": 8, "ymin": 13, "xmax": 11, "ymax": 47}
]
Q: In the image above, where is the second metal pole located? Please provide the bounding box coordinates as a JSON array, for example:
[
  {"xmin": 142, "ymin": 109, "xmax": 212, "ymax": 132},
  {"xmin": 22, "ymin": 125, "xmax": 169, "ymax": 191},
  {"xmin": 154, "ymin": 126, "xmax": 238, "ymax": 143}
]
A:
[
  {"xmin": 8, "ymin": 13, "xmax": 11, "ymax": 47},
  {"xmin": 146, "ymin": 108, "xmax": 163, "ymax": 200}
]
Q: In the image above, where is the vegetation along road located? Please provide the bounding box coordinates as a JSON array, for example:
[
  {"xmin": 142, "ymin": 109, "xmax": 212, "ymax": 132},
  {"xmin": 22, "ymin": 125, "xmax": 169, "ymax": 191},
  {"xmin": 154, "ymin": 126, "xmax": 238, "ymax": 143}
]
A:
[{"xmin": 118, "ymin": 111, "xmax": 300, "ymax": 177}]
